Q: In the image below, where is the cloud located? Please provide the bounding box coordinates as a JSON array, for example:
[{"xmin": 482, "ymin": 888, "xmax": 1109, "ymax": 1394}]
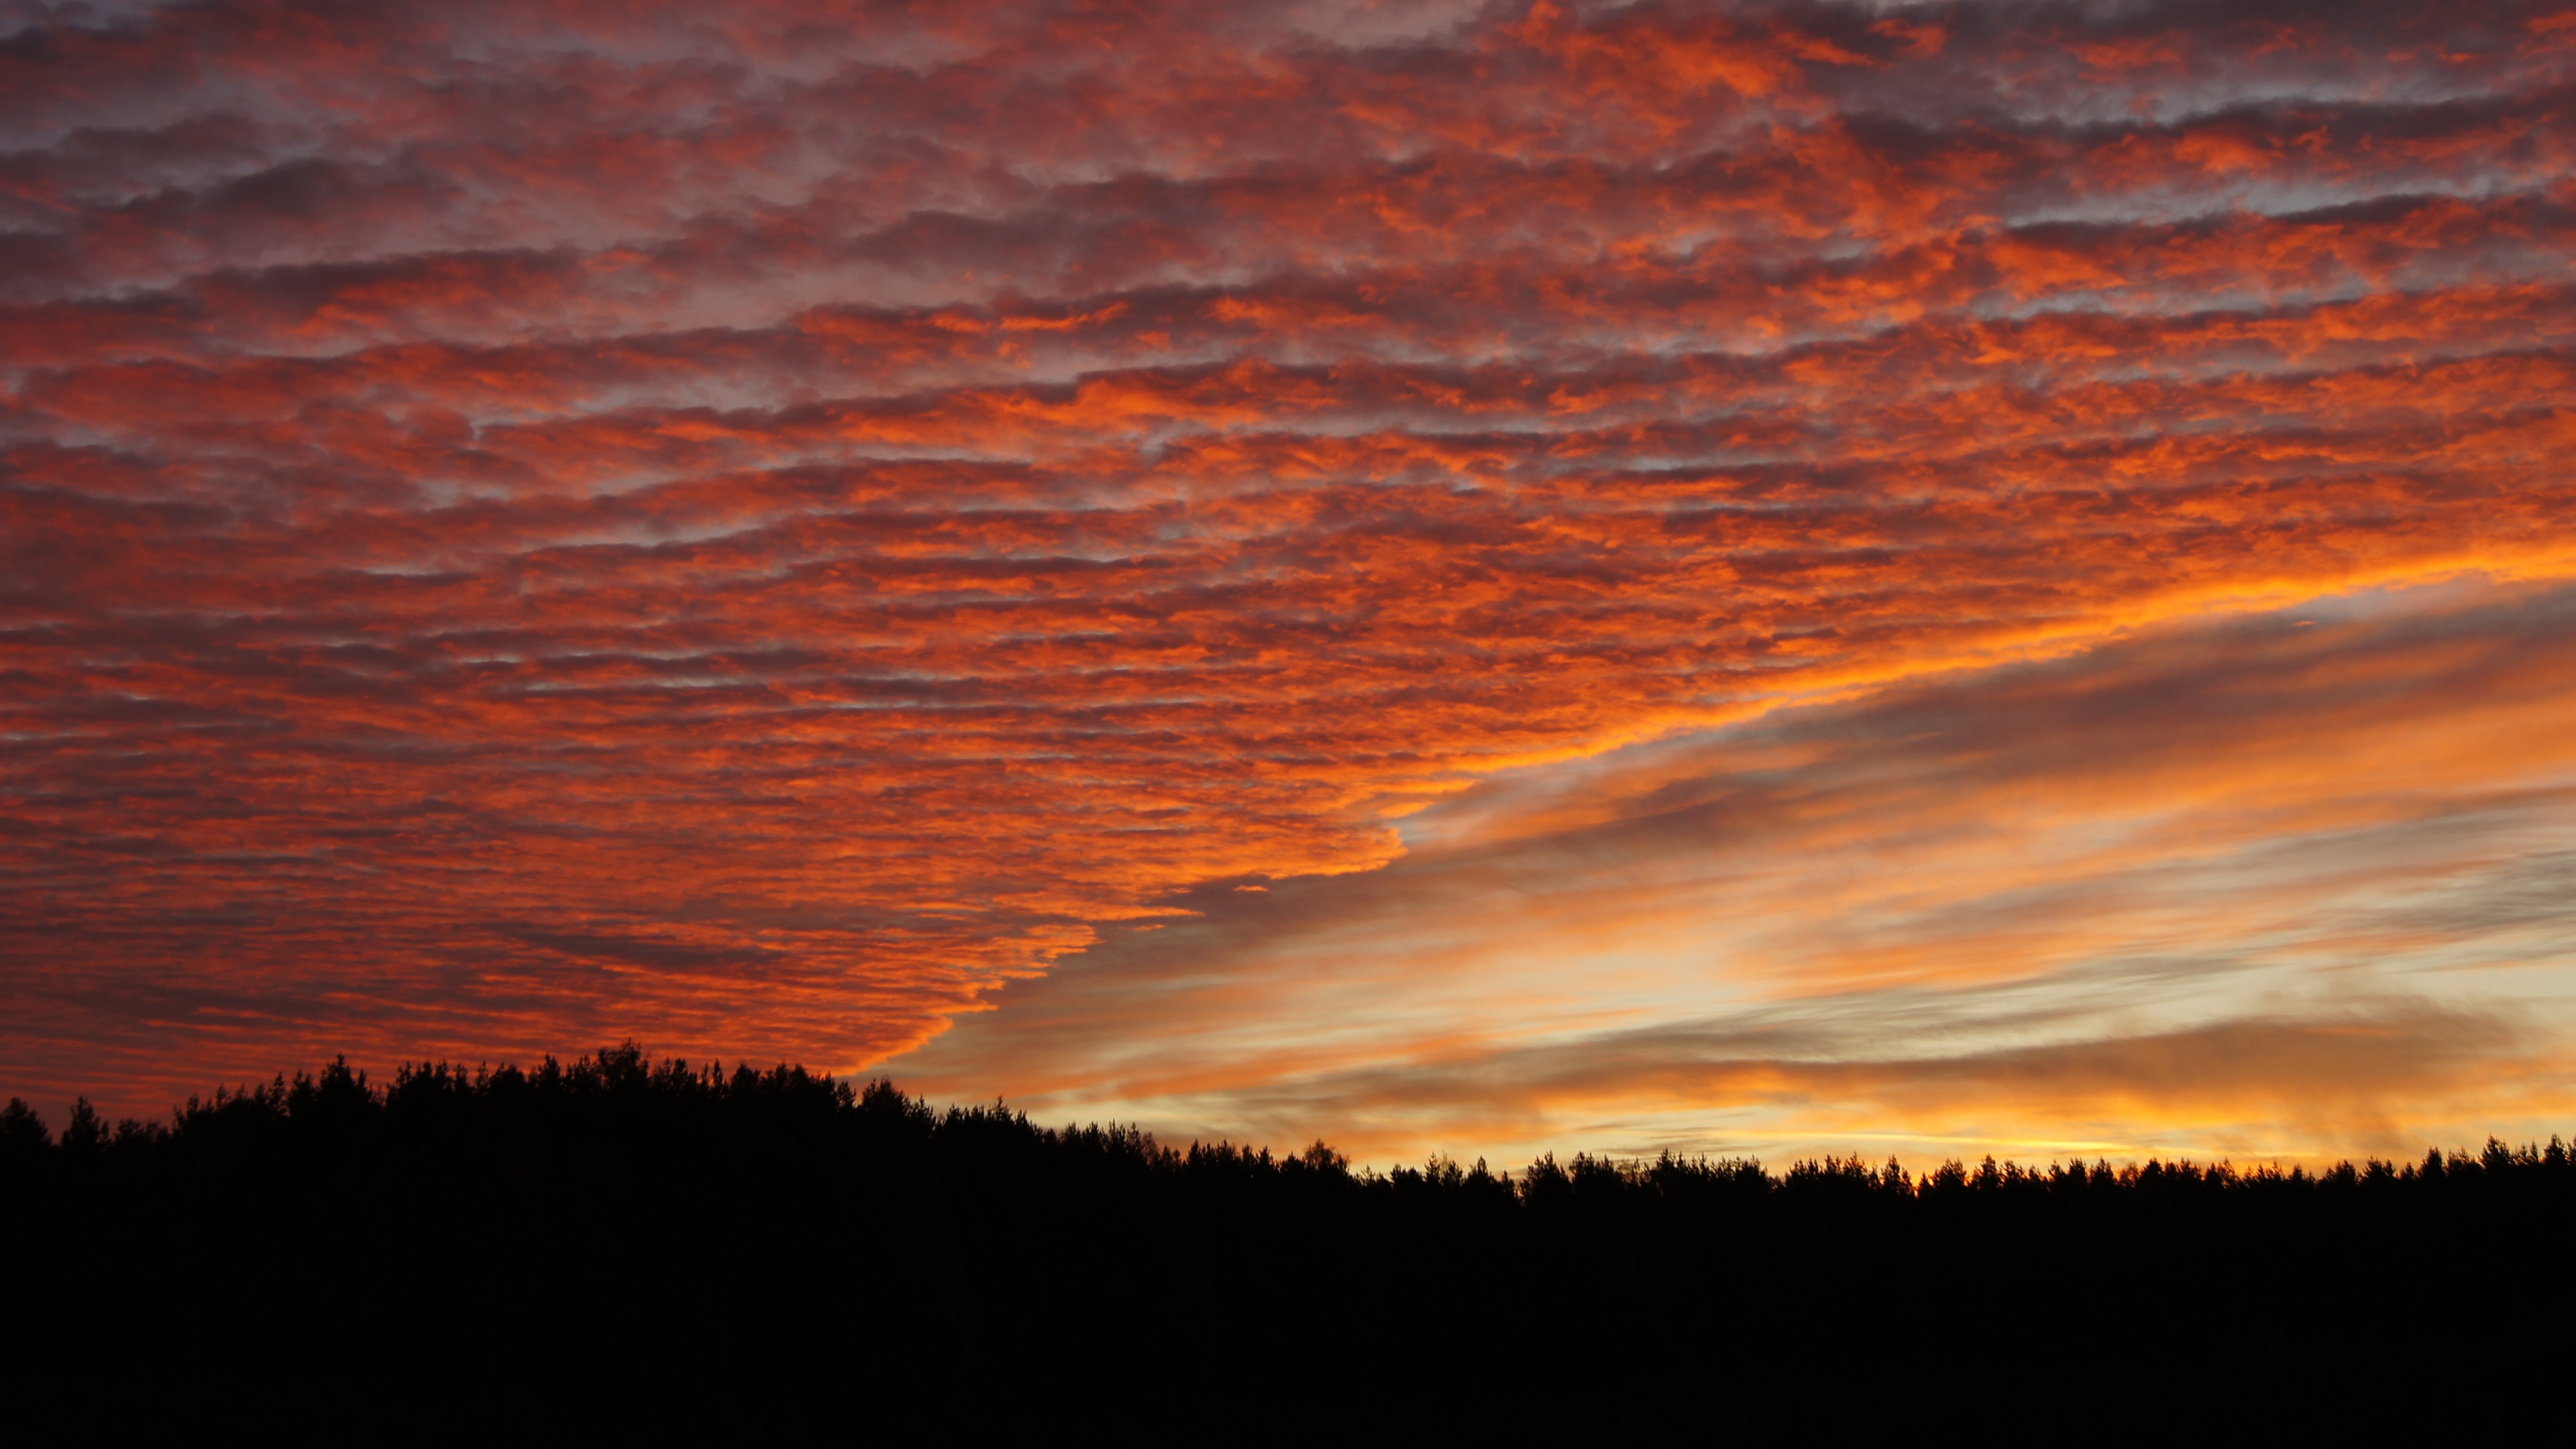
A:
[
  {"xmin": 899, "ymin": 580, "xmax": 2576, "ymax": 1165},
  {"xmin": 2, "ymin": 0, "xmax": 2571, "ymax": 1140},
  {"xmin": 1133, "ymin": 1002, "xmax": 2542, "ymax": 1166}
]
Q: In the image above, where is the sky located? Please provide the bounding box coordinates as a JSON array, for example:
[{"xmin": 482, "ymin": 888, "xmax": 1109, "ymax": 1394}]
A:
[{"xmin": 5, "ymin": 0, "xmax": 2575, "ymax": 1168}]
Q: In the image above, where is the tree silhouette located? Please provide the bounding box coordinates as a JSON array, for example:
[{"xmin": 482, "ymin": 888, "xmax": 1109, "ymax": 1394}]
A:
[{"xmin": 2, "ymin": 1045, "xmax": 2570, "ymax": 1434}]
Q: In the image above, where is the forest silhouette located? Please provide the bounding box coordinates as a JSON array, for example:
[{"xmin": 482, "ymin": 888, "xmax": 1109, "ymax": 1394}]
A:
[{"xmin": 5, "ymin": 1044, "xmax": 2570, "ymax": 1430}]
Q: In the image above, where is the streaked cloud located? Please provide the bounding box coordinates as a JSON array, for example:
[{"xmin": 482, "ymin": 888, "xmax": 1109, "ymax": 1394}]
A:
[{"xmin": 903, "ymin": 580, "xmax": 2576, "ymax": 1165}]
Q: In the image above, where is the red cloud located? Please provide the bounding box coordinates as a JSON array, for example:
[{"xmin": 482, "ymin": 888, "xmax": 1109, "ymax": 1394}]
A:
[{"xmin": 4, "ymin": 1, "xmax": 2572, "ymax": 1129}]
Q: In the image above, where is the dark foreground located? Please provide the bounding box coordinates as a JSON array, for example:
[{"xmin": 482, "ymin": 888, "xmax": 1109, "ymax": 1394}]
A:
[{"xmin": 5, "ymin": 1046, "xmax": 2570, "ymax": 1432}]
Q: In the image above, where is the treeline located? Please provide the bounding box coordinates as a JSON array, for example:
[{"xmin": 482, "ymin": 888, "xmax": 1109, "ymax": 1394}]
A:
[
  {"xmin": 5, "ymin": 1045, "xmax": 2571, "ymax": 1430},
  {"xmin": 9, "ymin": 1044, "xmax": 2572, "ymax": 1204}
]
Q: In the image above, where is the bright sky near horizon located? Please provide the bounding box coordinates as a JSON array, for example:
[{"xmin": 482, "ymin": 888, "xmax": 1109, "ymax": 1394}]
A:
[{"xmin": 5, "ymin": 0, "xmax": 2575, "ymax": 1168}]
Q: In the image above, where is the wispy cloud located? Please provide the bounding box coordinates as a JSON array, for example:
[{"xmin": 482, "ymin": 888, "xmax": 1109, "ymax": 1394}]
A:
[{"xmin": 902, "ymin": 581, "xmax": 2576, "ymax": 1165}]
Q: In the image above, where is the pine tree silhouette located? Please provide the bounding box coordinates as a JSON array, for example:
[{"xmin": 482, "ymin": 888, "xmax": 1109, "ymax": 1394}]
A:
[{"xmin": 3, "ymin": 1046, "xmax": 2571, "ymax": 1435}]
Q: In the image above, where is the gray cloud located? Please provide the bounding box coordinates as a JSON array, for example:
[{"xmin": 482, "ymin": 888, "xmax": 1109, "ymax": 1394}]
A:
[{"xmin": 900, "ymin": 579, "xmax": 2576, "ymax": 1161}]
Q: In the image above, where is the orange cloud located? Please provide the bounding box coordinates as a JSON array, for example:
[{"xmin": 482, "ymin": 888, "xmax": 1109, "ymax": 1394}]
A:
[
  {"xmin": 3, "ymin": 1, "xmax": 2572, "ymax": 1152},
  {"xmin": 900, "ymin": 581, "xmax": 2576, "ymax": 1165}
]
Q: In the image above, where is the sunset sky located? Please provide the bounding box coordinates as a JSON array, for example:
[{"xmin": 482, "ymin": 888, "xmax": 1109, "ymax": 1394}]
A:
[{"xmin": 6, "ymin": 0, "xmax": 2575, "ymax": 1169}]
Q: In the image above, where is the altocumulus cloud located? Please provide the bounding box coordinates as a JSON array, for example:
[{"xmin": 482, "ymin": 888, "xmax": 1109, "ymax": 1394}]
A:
[{"xmin": 3, "ymin": 1, "xmax": 2574, "ymax": 1152}]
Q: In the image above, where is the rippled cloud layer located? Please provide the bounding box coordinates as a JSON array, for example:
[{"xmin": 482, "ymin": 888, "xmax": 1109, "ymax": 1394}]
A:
[{"xmin": 5, "ymin": 1, "xmax": 2573, "ymax": 1144}]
